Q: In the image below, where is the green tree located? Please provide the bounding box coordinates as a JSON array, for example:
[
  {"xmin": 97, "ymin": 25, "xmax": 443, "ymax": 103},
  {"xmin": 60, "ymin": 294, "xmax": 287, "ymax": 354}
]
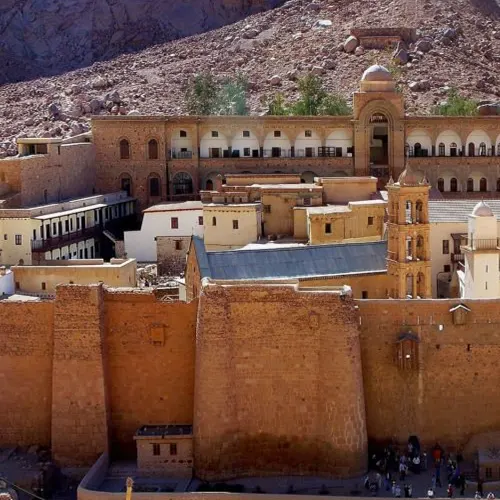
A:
[
  {"xmin": 318, "ymin": 93, "xmax": 352, "ymax": 116},
  {"xmin": 433, "ymin": 88, "xmax": 478, "ymax": 116},
  {"xmin": 217, "ymin": 74, "xmax": 249, "ymax": 115},
  {"xmin": 266, "ymin": 92, "xmax": 289, "ymax": 115},
  {"xmin": 291, "ymin": 74, "xmax": 327, "ymax": 115},
  {"xmin": 185, "ymin": 72, "xmax": 219, "ymax": 115}
]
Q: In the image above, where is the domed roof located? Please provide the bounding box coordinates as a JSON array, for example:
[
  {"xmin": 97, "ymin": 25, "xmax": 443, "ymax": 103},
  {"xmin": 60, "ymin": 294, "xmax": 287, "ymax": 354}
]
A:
[
  {"xmin": 397, "ymin": 164, "xmax": 426, "ymax": 186},
  {"xmin": 361, "ymin": 65, "xmax": 393, "ymax": 82},
  {"xmin": 472, "ymin": 200, "xmax": 494, "ymax": 217}
]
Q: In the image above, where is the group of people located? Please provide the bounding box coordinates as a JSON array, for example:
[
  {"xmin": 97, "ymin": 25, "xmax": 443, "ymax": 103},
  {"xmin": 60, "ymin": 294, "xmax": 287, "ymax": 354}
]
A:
[{"xmin": 366, "ymin": 439, "xmax": 495, "ymax": 498}]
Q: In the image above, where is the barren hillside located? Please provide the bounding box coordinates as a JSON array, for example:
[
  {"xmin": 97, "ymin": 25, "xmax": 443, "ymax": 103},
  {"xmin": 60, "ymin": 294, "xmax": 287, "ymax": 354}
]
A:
[{"xmin": 0, "ymin": 0, "xmax": 499, "ymax": 156}]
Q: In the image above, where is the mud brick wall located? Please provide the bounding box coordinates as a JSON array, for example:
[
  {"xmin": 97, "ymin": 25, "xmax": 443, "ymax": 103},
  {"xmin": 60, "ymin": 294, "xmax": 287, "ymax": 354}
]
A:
[
  {"xmin": 358, "ymin": 298, "xmax": 500, "ymax": 450},
  {"xmin": 104, "ymin": 290, "xmax": 197, "ymax": 456},
  {"xmin": 51, "ymin": 284, "xmax": 110, "ymax": 466},
  {"xmin": 0, "ymin": 301, "xmax": 53, "ymax": 447},
  {"xmin": 194, "ymin": 283, "xmax": 367, "ymax": 479}
]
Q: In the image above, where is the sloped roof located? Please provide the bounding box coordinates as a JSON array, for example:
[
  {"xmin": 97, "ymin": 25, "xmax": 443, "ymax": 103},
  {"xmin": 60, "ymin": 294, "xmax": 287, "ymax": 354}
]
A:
[
  {"xmin": 429, "ymin": 200, "xmax": 500, "ymax": 223},
  {"xmin": 192, "ymin": 237, "xmax": 387, "ymax": 280}
]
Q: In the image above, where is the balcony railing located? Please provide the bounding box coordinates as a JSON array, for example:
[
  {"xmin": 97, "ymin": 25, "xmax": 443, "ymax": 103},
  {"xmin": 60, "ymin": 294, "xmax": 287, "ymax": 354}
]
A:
[
  {"xmin": 170, "ymin": 150, "xmax": 193, "ymax": 159},
  {"xmin": 31, "ymin": 226, "xmax": 101, "ymax": 253},
  {"xmin": 461, "ymin": 238, "xmax": 500, "ymax": 250},
  {"xmin": 451, "ymin": 253, "xmax": 464, "ymax": 263}
]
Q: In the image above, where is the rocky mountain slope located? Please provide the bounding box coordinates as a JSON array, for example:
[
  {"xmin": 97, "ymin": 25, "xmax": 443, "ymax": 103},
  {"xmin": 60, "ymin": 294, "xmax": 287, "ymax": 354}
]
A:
[
  {"xmin": 0, "ymin": 0, "xmax": 284, "ymax": 83},
  {"xmin": 0, "ymin": 0, "xmax": 499, "ymax": 156}
]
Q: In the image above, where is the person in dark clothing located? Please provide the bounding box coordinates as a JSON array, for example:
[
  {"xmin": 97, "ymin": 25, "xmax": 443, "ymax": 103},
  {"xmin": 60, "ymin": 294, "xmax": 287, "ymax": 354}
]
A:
[
  {"xmin": 459, "ymin": 474, "xmax": 466, "ymax": 496},
  {"xmin": 478, "ymin": 478, "xmax": 484, "ymax": 498}
]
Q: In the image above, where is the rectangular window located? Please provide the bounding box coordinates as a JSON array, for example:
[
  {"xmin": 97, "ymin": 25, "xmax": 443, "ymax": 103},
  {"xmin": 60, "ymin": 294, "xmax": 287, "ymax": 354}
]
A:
[
  {"xmin": 305, "ymin": 130, "xmax": 312, "ymax": 138},
  {"xmin": 243, "ymin": 147, "xmax": 251, "ymax": 157},
  {"xmin": 198, "ymin": 216, "xmax": 204, "ymax": 226},
  {"xmin": 442, "ymin": 240, "xmax": 449, "ymax": 254},
  {"xmin": 15, "ymin": 281, "xmax": 19, "ymax": 290},
  {"xmin": 152, "ymin": 443, "xmax": 161, "ymax": 456},
  {"xmin": 171, "ymin": 217, "xmax": 179, "ymax": 229},
  {"xmin": 65, "ymin": 220, "xmax": 69, "ymax": 232},
  {"xmin": 52, "ymin": 222, "xmax": 57, "ymax": 235},
  {"xmin": 325, "ymin": 223, "xmax": 332, "ymax": 234},
  {"xmin": 212, "ymin": 217, "xmax": 217, "ymax": 227},
  {"xmin": 335, "ymin": 147, "xmax": 343, "ymax": 157},
  {"xmin": 3, "ymin": 234, "xmax": 7, "ymax": 240},
  {"xmin": 362, "ymin": 291, "xmax": 368, "ymax": 299},
  {"xmin": 209, "ymin": 147, "xmax": 221, "ymax": 158},
  {"xmin": 303, "ymin": 197, "xmax": 311, "ymax": 206},
  {"xmin": 274, "ymin": 130, "xmax": 281, "ymax": 138},
  {"xmin": 243, "ymin": 130, "xmax": 250, "ymax": 138},
  {"xmin": 15, "ymin": 234, "xmax": 22, "ymax": 246},
  {"xmin": 305, "ymin": 147, "xmax": 314, "ymax": 157},
  {"xmin": 169, "ymin": 443, "xmax": 177, "ymax": 456},
  {"xmin": 486, "ymin": 265, "xmax": 489, "ymax": 273},
  {"xmin": 444, "ymin": 265, "xmax": 451, "ymax": 273},
  {"xmin": 175, "ymin": 240, "xmax": 182, "ymax": 251},
  {"xmin": 271, "ymin": 147, "xmax": 281, "ymax": 158},
  {"xmin": 180, "ymin": 130, "xmax": 187, "ymax": 138},
  {"xmin": 211, "ymin": 130, "xmax": 219, "ymax": 138},
  {"xmin": 33, "ymin": 229, "xmax": 37, "ymax": 241},
  {"xmin": 233, "ymin": 220, "xmax": 239, "ymax": 230},
  {"xmin": 41, "ymin": 282, "xmax": 46, "ymax": 291},
  {"xmin": 368, "ymin": 216, "xmax": 374, "ymax": 226}
]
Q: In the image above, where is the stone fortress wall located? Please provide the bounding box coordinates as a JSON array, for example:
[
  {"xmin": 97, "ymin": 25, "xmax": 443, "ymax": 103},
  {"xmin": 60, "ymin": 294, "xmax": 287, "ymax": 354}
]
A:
[{"xmin": 2, "ymin": 283, "xmax": 500, "ymax": 475}]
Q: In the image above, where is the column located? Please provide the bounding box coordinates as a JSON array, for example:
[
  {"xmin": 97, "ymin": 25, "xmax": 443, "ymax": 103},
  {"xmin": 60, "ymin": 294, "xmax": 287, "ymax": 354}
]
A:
[{"xmin": 412, "ymin": 274, "xmax": 418, "ymax": 299}]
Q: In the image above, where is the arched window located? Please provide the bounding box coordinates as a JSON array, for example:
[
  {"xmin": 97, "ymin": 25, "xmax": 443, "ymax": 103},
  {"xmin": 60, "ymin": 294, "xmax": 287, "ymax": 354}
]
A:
[
  {"xmin": 206, "ymin": 180, "xmax": 214, "ymax": 190},
  {"xmin": 450, "ymin": 142, "xmax": 458, "ymax": 157},
  {"xmin": 148, "ymin": 139, "xmax": 159, "ymax": 160},
  {"xmin": 149, "ymin": 175, "xmax": 161, "ymax": 197},
  {"xmin": 468, "ymin": 142, "xmax": 475, "ymax": 157},
  {"xmin": 120, "ymin": 139, "xmax": 130, "ymax": 159},
  {"xmin": 438, "ymin": 143, "xmax": 445, "ymax": 156},
  {"xmin": 450, "ymin": 177, "xmax": 458, "ymax": 192},
  {"xmin": 120, "ymin": 174, "xmax": 132, "ymax": 196},
  {"xmin": 172, "ymin": 172, "xmax": 193, "ymax": 195},
  {"xmin": 479, "ymin": 142, "xmax": 487, "ymax": 157},
  {"xmin": 437, "ymin": 178, "xmax": 444, "ymax": 192},
  {"xmin": 467, "ymin": 178, "xmax": 474, "ymax": 192},
  {"xmin": 414, "ymin": 143, "xmax": 422, "ymax": 157},
  {"xmin": 480, "ymin": 177, "xmax": 487, "ymax": 192}
]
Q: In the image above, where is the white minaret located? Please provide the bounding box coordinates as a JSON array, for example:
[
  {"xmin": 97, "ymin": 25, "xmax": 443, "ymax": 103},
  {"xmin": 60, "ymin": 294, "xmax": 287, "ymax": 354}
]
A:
[{"xmin": 462, "ymin": 201, "xmax": 499, "ymax": 298}]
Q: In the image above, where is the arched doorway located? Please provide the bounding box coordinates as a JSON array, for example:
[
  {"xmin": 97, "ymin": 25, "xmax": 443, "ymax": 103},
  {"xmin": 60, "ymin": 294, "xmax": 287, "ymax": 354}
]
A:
[
  {"xmin": 172, "ymin": 172, "xmax": 193, "ymax": 195},
  {"xmin": 369, "ymin": 113, "xmax": 389, "ymax": 165}
]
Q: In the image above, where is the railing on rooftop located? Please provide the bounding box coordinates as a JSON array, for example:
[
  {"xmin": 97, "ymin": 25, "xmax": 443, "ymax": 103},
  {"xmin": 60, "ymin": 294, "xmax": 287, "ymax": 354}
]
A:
[{"xmin": 461, "ymin": 238, "xmax": 500, "ymax": 251}]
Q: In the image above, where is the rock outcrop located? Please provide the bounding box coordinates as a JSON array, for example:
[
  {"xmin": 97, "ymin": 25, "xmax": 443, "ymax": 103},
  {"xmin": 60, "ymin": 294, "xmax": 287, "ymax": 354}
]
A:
[
  {"xmin": 0, "ymin": 0, "xmax": 498, "ymax": 155},
  {"xmin": 0, "ymin": 0, "xmax": 285, "ymax": 83}
]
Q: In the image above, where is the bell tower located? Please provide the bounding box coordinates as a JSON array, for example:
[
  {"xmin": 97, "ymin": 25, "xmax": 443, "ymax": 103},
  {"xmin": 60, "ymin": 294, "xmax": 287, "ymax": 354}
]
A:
[{"xmin": 386, "ymin": 164, "xmax": 432, "ymax": 299}]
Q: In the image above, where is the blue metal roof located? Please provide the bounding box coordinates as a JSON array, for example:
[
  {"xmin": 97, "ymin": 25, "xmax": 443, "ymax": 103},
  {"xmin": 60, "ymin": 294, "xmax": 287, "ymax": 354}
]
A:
[{"xmin": 192, "ymin": 237, "xmax": 387, "ymax": 280}]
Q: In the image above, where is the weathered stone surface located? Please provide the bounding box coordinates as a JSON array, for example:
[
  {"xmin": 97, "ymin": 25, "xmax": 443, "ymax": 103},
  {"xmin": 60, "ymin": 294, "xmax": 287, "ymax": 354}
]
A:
[{"xmin": 343, "ymin": 35, "xmax": 359, "ymax": 53}]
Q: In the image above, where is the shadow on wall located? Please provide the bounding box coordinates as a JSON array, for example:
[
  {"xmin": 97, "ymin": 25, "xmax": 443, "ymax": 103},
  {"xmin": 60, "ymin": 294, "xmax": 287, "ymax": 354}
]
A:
[{"xmin": 0, "ymin": 0, "xmax": 286, "ymax": 84}]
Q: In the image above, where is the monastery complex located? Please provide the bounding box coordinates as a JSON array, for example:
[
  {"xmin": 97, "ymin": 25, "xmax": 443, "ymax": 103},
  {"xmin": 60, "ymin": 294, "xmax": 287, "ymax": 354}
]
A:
[{"xmin": 2, "ymin": 66, "xmax": 500, "ymax": 494}]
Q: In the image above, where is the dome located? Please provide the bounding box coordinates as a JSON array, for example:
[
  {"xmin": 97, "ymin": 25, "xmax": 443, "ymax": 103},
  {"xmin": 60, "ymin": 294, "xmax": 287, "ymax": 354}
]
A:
[
  {"xmin": 472, "ymin": 200, "xmax": 494, "ymax": 217},
  {"xmin": 397, "ymin": 164, "xmax": 426, "ymax": 186},
  {"xmin": 361, "ymin": 65, "xmax": 393, "ymax": 82}
]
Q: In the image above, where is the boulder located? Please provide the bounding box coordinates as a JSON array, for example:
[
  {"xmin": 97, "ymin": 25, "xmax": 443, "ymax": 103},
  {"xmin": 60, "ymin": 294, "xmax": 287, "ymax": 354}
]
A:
[
  {"xmin": 89, "ymin": 98, "xmax": 103, "ymax": 114},
  {"xmin": 477, "ymin": 104, "xmax": 500, "ymax": 116},
  {"xmin": 306, "ymin": 2, "xmax": 321, "ymax": 11},
  {"xmin": 48, "ymin": 102, "xmax": 61, "ymax": 117},
  {"xmin": 270, "ymin": 75, "xmax": 282, "ymax": 85},
  {"xmin": 409, "ymin": 80, "xmax": 431, "ymax": 92},
  {"xmin": 354, "ymin": 46, "xmax": 364, "ymax": 56},
  {"xmin": 315, "ymin": 19, "xmax": 332, "ymax": 28},
  {"xmin": 91, "ymin": 76, "xmax": 109, "ymax": 89},
  {"xmin": 393, "ymin": 48, "xmax": 409, "ymax": 64},
  {"xmin": 343, "ymin": 35, "xmax": 359, "ymax": 53},
  {"xmin": 415, "ymin": 39, "xmax": 432, "ymax": 52},
  {"xmin": 311, "ymin": 65, "xmax": 325, "ymax": 75}
]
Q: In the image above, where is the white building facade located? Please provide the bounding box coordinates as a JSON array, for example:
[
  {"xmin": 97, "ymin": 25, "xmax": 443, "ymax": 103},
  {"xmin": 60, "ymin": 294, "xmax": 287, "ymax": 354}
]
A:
[{"xmin": 124, "ymin": 201, "xmax": 204, "ymax": 262}]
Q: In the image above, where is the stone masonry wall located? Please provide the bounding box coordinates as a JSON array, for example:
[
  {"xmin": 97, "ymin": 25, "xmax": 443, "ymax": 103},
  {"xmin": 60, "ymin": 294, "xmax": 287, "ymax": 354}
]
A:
[
  {"xmin": 51, "ymin": 285, "xmax": 110, "ymax": 466},
  {"xmin": 358, "ymin": 298, "xmax": 500, "ymax": 450},
  {"xmin": 0, "ymin": 301, "xmax": 53, "ymax": 447},
  {"xmin": 104, "ymin": 290, "xmax": 197, "ymax": 456},
  {"xmin": 194, "ymin": 283, "xmax": 367, "ymax": 479}
]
